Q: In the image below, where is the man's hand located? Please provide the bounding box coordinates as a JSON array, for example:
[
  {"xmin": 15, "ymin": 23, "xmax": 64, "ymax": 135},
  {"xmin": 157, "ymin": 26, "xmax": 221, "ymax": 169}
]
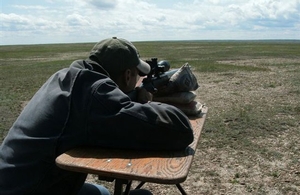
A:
[{"xmin": 136, "ymin": 87, "xmax": 153, "ymax": 103}]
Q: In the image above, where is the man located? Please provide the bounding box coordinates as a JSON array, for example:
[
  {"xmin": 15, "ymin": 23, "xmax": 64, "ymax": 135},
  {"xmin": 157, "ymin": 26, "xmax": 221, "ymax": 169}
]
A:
[{"xmin": 0, "ymin": 37, "xmax": 194, "ymax": 194}]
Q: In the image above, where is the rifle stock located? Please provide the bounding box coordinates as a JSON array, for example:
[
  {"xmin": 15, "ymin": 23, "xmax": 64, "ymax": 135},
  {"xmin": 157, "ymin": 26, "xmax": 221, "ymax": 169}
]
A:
[
  {"xmin": 127, "ymin": 58, "xmax": 178, "ymax": 102},
  {"xmin": 140, "ymin": 69, "xmax": 178, "ymax": 92}
]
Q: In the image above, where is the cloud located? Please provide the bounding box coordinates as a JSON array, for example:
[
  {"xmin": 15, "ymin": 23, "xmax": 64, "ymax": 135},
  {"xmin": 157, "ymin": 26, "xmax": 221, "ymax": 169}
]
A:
[
  {"xmin": 86, "ymin": 0, "xmax": 117, "ymax": 9},
  {"xmin": 0, "ymin": 13, "xmax": 61, "ymax": 32},
  {"xmin": 12, "ymin": 5, "xmax": 48, "ymax": 10},
  {"xmin": 1, "ymin": 0, "xmax": 300, "ymax": 45},
  {"xmin": 178, "ymin": 0, "xmax": 300, "ymax": 31},
  {"xmin": 0, "ymin": 13, "xmax": 29, "ymax": 31},
  {"xmin": 66, "ymin": 14, "xmax": 91, "ymax": 26}
]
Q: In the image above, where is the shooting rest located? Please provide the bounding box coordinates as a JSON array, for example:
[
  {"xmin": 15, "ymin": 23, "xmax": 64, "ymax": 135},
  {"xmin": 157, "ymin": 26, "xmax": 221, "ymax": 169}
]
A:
[{"xmin": 56, "ymin": 107, "xmax": 208, "ymax": 195}]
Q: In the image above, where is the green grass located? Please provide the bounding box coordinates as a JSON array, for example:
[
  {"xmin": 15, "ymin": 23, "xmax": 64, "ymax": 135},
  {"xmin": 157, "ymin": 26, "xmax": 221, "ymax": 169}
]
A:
[
  {"xmin": 1, "ymin": 40, "xmax": 300, "ymax": 194},
  {"xmin": 1, "ymin": 40, "xmax": 299, "ymax": 139}
]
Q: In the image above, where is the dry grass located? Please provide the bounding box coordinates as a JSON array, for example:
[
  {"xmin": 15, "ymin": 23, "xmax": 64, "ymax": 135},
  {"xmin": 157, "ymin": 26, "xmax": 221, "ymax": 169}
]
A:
[
  {"xmin": 87, "ymin": 57, "xmax": 300, "ymax": 194},
  {"xmin": 186, "ymin": 67, "xmax": 300, "ymax": 195},
  {"xmin": 1, "ymin": 41, "xmax": 299, "ymax": 194}
]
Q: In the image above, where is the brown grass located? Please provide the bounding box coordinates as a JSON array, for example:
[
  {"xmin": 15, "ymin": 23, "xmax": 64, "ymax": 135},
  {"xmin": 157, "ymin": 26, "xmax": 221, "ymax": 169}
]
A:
[
  {"xmin": 87, "ymin": 57, "xmax": 300, "ymax": 194},
  {"xmin": 1, "ymin": 42, "xmax": 299, "ymax": 194}
]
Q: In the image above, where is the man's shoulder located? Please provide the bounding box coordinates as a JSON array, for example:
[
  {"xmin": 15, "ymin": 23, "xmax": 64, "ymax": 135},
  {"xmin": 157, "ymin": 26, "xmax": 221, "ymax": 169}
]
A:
[
  {"xmin": 66, "ymin": 60, "xmax": 113, "ymax": 93},
  {"xmin": 69, "ymin": 60, "xmax": 87, "ymax": 70}
]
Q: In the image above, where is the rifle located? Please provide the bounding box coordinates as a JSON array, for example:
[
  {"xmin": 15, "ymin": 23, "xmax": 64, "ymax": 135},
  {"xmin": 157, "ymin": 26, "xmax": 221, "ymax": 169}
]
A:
[
  {"xmin": 141, "ymin": 58, "xmax": 178, "ymax": 93},
  {"xmin": 127, "ymin": 58, "xmax": 178, "ymax": 101}
]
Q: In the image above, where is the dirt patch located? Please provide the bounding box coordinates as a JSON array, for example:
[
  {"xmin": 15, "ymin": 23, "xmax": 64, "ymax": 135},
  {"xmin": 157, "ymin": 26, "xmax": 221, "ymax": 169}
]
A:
[
  {"xmin": 0, "ymin": 52, "xmax": 88, "ymax": 66},
  {"xmin": 217, "ymin": 58, "xmax": 300, "ymax": 67},
  {"xmin": 19, "ymin": 58, "xmax": 300, "ymax": 194},
  {"xmin": 90, "ymin": 58, "xmax": 299, "ymax": 194}
]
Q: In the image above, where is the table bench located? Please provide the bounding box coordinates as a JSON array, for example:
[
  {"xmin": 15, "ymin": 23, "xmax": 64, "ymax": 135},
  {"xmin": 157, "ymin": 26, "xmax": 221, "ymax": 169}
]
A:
[{"xmin": 56, "ymin": 106, "xmax": 208, "ymax": 195}]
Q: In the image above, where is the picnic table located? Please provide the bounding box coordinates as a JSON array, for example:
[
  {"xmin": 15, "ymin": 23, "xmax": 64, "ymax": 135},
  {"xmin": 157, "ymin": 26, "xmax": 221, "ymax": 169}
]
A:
[{"xmin": 56, "ymin": 106, "xmax": 208, "ymax": 195}]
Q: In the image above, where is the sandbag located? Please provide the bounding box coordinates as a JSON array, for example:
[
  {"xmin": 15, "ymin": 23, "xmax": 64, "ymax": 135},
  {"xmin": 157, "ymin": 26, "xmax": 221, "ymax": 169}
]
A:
[
  {"xmin": 170, "ymin": 101, "xmax": 203, "ymax": 116},
  {"xmin": 169, "ymin": 63, "xmax": 199, "ymax": 92},
  {"xmin": 155, "ymin": 63, "xmax": 199, "ymax": 96},
  {"xmin": 153, "ymin": 91, "xmax": 197, "ymax": 104}
]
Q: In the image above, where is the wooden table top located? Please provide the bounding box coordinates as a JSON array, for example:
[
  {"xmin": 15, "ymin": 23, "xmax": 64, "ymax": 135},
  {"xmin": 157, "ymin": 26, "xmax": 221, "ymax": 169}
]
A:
[{"xmin": 56, "ymin": 107, "xmax": 208, "ymax": 184}]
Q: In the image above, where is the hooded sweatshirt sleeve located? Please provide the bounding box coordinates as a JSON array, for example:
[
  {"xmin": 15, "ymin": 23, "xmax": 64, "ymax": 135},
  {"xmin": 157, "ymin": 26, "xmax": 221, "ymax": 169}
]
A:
[{"xmin": 86, "ymin": 76, "xmax": 194, "ymax": 150}]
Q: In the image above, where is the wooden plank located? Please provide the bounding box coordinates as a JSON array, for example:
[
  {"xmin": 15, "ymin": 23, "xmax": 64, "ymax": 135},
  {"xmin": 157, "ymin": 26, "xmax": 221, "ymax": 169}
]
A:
[{"xmin": 56, "ymin": 107, "xmax": 207, "ymax": 184}]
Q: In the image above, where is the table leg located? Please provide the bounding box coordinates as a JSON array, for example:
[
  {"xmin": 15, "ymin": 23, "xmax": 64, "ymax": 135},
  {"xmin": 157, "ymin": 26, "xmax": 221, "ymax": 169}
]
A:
[
  {"xmin": 135, "ymin": 181, "xmax": 146, "ymax": 189},
  {"xmin": 114, "ymin": 179, "xmax": 131, "ymax": 195},
  {"xmin": 176, "ymin": 183, "xmax": 187, "ymax": 195},
  {"xmin": 114, "ymin": 179, "xmax": 124, "ymax": 195},
  {"xmin": 123, "ymin": 180, "xmax": 132, "ymax": 195}
]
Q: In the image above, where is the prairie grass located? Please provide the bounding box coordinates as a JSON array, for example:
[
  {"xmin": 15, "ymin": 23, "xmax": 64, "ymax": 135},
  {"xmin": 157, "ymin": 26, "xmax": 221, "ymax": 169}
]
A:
[{"xmin": 1, "ymin": 40, "xmax": 300, "ymax": 194}]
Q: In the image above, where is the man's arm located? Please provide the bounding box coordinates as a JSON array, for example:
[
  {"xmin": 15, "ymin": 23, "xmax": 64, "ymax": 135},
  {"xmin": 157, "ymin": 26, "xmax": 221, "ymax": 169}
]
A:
[{"xmin": 86, "ymin": 78, "xmax": 193, "ymax": 151}]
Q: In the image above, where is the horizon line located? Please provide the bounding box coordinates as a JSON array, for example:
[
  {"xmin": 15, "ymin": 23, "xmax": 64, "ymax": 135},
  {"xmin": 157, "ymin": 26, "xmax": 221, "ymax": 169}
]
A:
[{"xmin": 1, "ymin": 39, "xmax": 300, "ymax": 46}]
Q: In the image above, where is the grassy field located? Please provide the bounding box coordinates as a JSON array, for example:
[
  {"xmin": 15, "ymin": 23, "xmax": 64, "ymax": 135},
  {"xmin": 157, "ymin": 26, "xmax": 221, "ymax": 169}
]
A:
[{"xmin": 0, "ymin": 41, "xmax": 300, "ymax": 194}]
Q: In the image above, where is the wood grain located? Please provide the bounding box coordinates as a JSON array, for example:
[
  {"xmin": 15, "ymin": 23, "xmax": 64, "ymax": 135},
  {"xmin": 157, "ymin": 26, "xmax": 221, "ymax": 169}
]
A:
[{"xmin": 56, "ymin": 107, "xmax": 207, "ymax": 184}]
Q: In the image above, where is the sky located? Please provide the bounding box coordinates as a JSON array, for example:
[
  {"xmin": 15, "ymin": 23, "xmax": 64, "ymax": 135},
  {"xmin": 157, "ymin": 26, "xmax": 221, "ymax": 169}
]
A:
[{"xmin": 1, "ymin": 0, "xmax": 300, "ymax": 45}]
